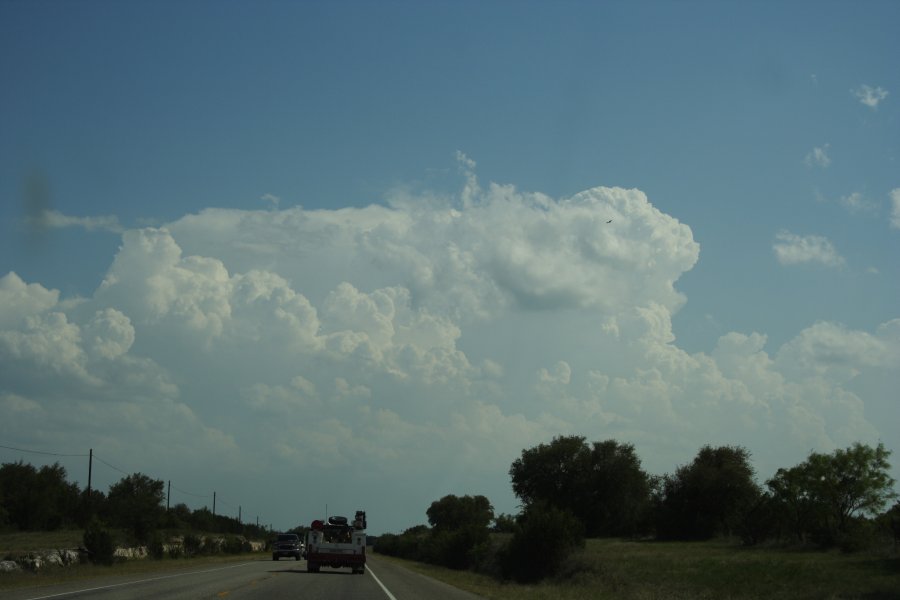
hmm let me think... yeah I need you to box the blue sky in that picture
[1,1,898,534]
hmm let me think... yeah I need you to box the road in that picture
[2,555,484,600]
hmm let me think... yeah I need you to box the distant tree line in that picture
[376,437,899,583]
[0,461,269,564]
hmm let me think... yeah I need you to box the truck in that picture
[305,511,367,574]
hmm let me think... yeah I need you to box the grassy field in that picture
[0,530,85,555]
[375,538,900,600]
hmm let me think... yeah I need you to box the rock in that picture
[0,560,21,573]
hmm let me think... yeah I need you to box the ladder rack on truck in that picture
[306,511,367,574]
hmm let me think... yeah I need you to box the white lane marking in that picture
[366,565,399,600]
[21,561,256,600]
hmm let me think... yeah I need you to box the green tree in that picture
[767,442,897,545]
[655,445,760,540]
[492,513,517,533]
[587,440,652,536]
[425,494,494,569]
[510,436,592,520]
[509,436,651,536]
[106,473,165,543]
[0,461,80,530]
[427,494,493,531]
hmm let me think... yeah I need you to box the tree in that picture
[767,442,897,545]
[425,494,494,569]
[426,494,493,532]
[510,436,592,520]
[509,436,652,537]
[587,440,652,536]
[655,445,760,540]
[105,473,165,543]
[492,513,517,533]
[0,461,80,530]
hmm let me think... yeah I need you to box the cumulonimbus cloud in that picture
[1,164,896,531]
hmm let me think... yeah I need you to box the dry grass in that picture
[376,538,900,600]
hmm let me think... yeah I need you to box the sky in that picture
[1,0,898,535]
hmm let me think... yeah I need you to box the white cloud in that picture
[891,188,900,229]
[776,321,899,383]
[772,230,845,268]
[853,84,889,109]
[1,168,896,533]
[804,144,831,168]
[0,272,59,328]
[33,209,124,233]
[839,192,876,214]
[261,193,280,209]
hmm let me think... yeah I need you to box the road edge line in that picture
[366,565,399,600]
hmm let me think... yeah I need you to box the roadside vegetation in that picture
[375,437,900,595]
[377,537,900,600]
[0,460,268,585]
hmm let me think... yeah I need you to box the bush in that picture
[500,503,584,583]
[148,532,165,560]
[375,525,430,560]
[223,535,250,554]
[838,519,878,553]
[424,526,490,570]
[167,543,184,559]
[183,533,202,557]
[83,521,115,565]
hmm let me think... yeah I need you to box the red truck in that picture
[305,511,367,574]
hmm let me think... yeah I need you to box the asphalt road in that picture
[2,555,484,600]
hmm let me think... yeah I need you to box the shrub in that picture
[183,533,202,557]
[500,503,584,583]
[83,521,115,565]
[223,535,250,554]
[148,532,165,560]
[423,526,489,570]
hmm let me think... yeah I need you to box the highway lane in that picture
[2,555,483,600]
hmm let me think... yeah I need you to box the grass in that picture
[0,530,84,555]
[375,538,900,600]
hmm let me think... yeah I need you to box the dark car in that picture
[272,533,302,561]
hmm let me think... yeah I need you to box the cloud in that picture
[891,188,900,230]
[772,231,845,268]
[31,209,124,233]
[261,193,280,209]
[853,84,889,109]
[1,167,896,533]
[838,192,876,214]
[0,272,60,328]
[804,144,831,168]
[166,181,699,320]
[776,320,900,383]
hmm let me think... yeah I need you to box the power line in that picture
[0,443,88,458]
[170,484,211,499]
[91,453,130,476]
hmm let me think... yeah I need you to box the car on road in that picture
[272,533,303,561]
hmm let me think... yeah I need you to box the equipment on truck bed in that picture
[306,510,367,574]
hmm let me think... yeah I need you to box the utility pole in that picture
[213,491,216,516]
[238,505,242,523]
[87,448,93,498]
[167,480,171,511]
